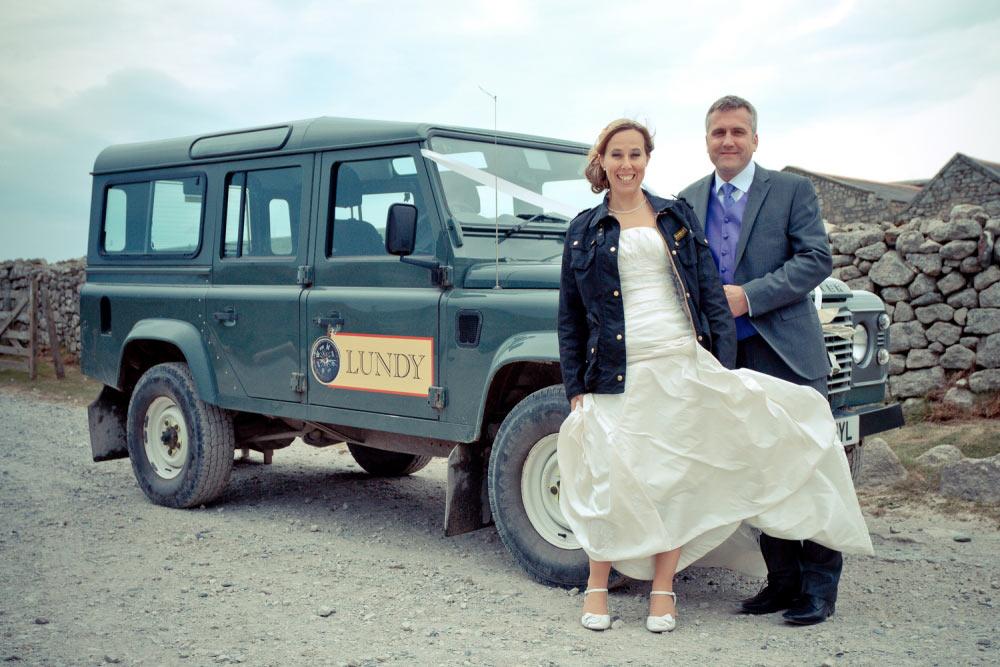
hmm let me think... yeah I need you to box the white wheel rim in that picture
[142,396,189,480]
[521,433,580,550]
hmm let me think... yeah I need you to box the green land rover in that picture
[82,117,903,586]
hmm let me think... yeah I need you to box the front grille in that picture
[825,306,853,395]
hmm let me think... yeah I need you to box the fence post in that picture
[41,286,65,379]
[28,277,38,379]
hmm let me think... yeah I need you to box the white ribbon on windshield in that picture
[420,149,580,219]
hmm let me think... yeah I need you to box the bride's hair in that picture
[584,119,655,194]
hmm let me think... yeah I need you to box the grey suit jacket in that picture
[678,164,832,381]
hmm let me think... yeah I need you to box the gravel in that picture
[1,393,998,666]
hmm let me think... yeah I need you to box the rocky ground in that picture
[1,394,998,667]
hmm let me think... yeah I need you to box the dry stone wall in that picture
[828,202,1000,403]
[903,155,1000,221]
[0,259,86,362]
[784,167,908,225]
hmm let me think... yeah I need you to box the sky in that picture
[1,0,999,262]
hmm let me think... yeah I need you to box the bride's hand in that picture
[570,394,584,411]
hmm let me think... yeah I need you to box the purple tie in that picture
[720,182,736,212]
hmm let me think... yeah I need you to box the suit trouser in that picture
[736,333,843,603]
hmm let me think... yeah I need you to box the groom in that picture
[679,95,838,626]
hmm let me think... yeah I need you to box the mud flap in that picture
[444,443,493,536]
[88,386,129,462]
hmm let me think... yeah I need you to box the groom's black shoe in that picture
[738,586,797,614]
[782,595,835,625]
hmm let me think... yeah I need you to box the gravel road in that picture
[1,394,998,667]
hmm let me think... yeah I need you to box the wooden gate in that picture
[0,278,64,379]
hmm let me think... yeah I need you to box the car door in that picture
[305,145,445,419]
[207,155,312,402]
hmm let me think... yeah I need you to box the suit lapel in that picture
[689,173,713,230]
[735,164,770,269]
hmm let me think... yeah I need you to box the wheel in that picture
[488,385,592,587]
[846,441,863,484]
[347,444,432,476]
[126,362,234,508]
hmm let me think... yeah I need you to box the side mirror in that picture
[385,203,418,256]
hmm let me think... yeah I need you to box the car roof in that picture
[93,116,590,174]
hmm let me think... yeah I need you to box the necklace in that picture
[607,199,647,215]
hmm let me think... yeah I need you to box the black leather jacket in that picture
[558,192,736,401]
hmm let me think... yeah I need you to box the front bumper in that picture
[833,402,905,447]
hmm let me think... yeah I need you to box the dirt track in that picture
[1,394,998,666]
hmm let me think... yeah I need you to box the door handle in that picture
[213,307,238,326]
[313,312,345,333]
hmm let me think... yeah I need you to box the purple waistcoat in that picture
[706,189,757,340]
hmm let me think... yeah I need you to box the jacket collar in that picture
[587,190,678,228]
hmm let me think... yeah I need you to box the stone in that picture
[973,265,1000,291]
[940,455,1000,503]
[980,283,1000,308]
[892,301,914,323]
[960,256,983,274]
[856,260,873,274]
[943,387,975,409]
[855,241,887,261]
[969,369,1000,393]
[888,353,906,376]
[965,309,1000,335]
[928,218,982,243]
[976,333,1000,369]
[987,214,1000,233]
[939,240,977,261]
[832,254,853,268]
[880,286,910,304]
[910,292,943,307]
[955,308,968,326]
[937,272,965,296]
[949,204,986,221]
[960,336,978,349]
[916,445,964,468]
[901,397,925,413]
[914,303,954,324]
[946,288,978,309]
[926,322,961,346]
[856,437,907,488]
[918,239,942,254]
[888,366,945,398]
[905,349,938,369]
[928,341,944,353]
[870,251,915,287]
[830,229,884,254]
[884,303,894,319]
[904,253,942,276]
[895,230,925,253]
[888,321,927,352]
[940,344,976,370]
[834,265,862,281]
[979,230,995,267]
[846,276,875,293]
[908,273,937,298]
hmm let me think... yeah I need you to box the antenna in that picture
[479,85,500,289]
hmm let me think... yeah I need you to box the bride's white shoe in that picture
[581,588,611,631]
[647,590,677,633]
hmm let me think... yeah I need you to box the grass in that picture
[0,358,103,406]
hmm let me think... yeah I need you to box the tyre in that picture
[126,362,234,508]
[488,385,592,587]
[347,444,432,476]
[846,441,863,484]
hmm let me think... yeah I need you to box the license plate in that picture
[836,414,860,446]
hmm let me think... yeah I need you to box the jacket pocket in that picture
[583,313,600,386]
[778,299,812,320]
[570,243,596,270]
[674,234,697,266]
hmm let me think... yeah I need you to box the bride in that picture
[556,119,872,633]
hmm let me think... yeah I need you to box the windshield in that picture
[426,137,601,229]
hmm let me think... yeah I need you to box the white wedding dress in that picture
[557,226,874,580]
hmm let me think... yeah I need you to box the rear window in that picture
[102,175,205,255]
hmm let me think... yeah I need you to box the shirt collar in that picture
[713,161,756,199]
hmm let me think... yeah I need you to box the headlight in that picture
[852,324,870,365]
[877,313,890,331]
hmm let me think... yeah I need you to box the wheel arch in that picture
[118,319,220,404]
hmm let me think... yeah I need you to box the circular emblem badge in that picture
[310,337,341,385]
